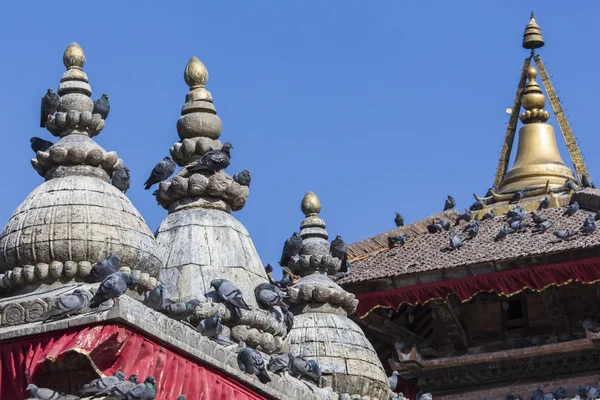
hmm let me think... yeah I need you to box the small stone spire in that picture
[154,57,248,213]
[285,192,390,398]
[520,66,551,124]
[523,12,545,50]
[32,43,123,182]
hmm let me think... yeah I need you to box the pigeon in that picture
[509,219,529,231]
[144,156,177,190]
[290,356,322,383]
[481,209,495,220]
[444,195,456,211]
[427,220,443,233]
[161,299,201,320]
[90,374,138,399]
[455,209,472,225]
[566,179,578,192]
[582,174,596,189]
[89,272,138,308]
[255,283,288,321]
[389,234,408,247]
[581,219,597,235]
[187,142,233,175]
[89,254,121,282]
[330,235,348,267]
[237,346,271,383]
[42,288,91,322]
[197,312,224,339]
[531,212,546,225]
[564,201,579,216]
[577,386,589,398]
[439,219,451,231]
[394,213,404,227]
[388,371,399,391]
[584,214,596,227]
[40,89,60,128]
[466,225,479,239]
[507,206,526,221]
[124,376,156,400]
[279,232,303,267]
[539,196,551,210]
[264,263,273,276]
[30,137,54,154]
[531,387,544,400]
[554,387,568,399]
[495,225,510,241]
[532,220,553,233]
[469,199,486,211]
[553,230,577,241]
[80,371,126,396]
[143,284,165,311]
[272,269,297,289]
[233,169,251,187]
[27,383,79,400]
[112,167,131,194]
[280,304,294,332]
[588,387,599,399]
[449,231,463,250]
[211,279,251,316]
[93,93,110,120]
[267,352,294,373]
[509,190,524,203]
[543,393,556,400]
[463,220,479,232]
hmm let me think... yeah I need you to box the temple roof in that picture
[341,189,600,286]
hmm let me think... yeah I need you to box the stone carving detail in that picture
[25,299,48,322]
[2,302,26,326]
[0,42,162,294]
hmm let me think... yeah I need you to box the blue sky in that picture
[1,2,599,278]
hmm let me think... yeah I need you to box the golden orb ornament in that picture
[184,56,209,88]
[301,191,321,216]
[63,42,86,69]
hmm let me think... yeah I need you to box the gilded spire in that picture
[301,191,321,216]
[183,56,212,102]
[519,66,550,123]
[523,12,545,50]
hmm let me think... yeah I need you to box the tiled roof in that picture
[340,189,600,285]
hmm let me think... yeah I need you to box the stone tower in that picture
[285,191,391,399]
[154,57,286,353]
[0,43,161,294]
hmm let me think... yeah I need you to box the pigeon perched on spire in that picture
[389,234,408,247]
[582,174,596,189]
[495,225,510,241]
[187,142,233,175]
[93,93,110,120]
[563,201,579,216]
[539,196,551,210]
[30,137,54,154]
[449,231,463,250]
[144,156,176,190]
[444,195,456,211]
[455,209,472,225]
[394,212,404,227]
[89,272,138,308]
[40,88,60,128]
[89,254,121,282]
[112,167,131,193]
[481,210,495,221]
[211,279,251,316]
[509,190,524,203]
[42,289,91,322]
[197,312,224,339]
[233,169,251,186]
[279,232,303,266]
[237,346,271,383]
[161,299,201,320]
[255,283,288,321]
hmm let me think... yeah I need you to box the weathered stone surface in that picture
[0,175,162,277]
[157,208,265,305]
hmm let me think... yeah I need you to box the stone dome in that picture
[0,175,162,275]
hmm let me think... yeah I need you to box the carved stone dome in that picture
[0,175,162,275]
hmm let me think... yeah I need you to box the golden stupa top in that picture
[301,191,321,216]
[523,12,545,49]
[519,66,550,124]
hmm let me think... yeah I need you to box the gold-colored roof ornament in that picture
[523,12,545,50]
[301,191,322,216]
[498,65,575,193]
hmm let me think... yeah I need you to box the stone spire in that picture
[155,57,284,353]
[0,43,161,293]
[285,192,390,399]
[153,57,247,212]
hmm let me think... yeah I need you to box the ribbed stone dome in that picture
[0,175,162,275]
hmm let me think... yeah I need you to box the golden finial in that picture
[184,56,209,89]
[520,66,550,123]
[523,11,545,50]
[63,42,86,69]
[301,191,321,216]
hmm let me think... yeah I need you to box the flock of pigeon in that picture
[388,178,599,252]
[503,384,600,399]
[34,89,251,198]
[27,245,328,398]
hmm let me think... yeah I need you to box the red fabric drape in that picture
[355,256,600,318]
[0,324,266,400]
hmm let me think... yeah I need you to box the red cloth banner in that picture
[355,256,600,318]
[0,324,266,400]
